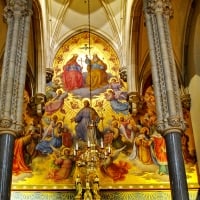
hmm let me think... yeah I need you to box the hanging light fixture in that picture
[87,0,92,103]
[74,1,103,199]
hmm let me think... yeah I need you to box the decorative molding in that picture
[0,118,13,128]
[11,19,25,120]
[10,190,199,200]
[0,118,24,136]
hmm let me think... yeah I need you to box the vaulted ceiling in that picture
[34,0,137,75]
[43,0,125,48]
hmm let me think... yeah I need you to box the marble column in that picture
[143,0,189,199]
[0,1,32,200]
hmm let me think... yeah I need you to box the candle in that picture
[74,149,76,156]
[100,138,104,148]
[75,142,79,151]
[108,144,111,154]
[87,140,91,148]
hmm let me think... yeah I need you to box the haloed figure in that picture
[62,54,84,91]
[71,100,100,143]
[85,54,108,90]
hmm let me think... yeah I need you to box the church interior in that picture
[0,0,200,199]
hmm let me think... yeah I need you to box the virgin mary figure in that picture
[62,54,84,91]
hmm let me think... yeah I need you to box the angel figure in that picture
[104,89,129,115]
[45,89,68,115]
[100,145,131,181]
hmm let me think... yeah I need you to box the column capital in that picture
[4,0,32,20]
[156,116,186,136]
[0,118,12,129]
[145,0,173,17]
[0,117,24,136]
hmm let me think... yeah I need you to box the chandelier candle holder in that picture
[74,121,112,199]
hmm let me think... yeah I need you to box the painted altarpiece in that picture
[11,32,199,192]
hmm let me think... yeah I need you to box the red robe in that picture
[12,138,31,175]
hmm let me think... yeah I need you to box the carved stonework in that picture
[150,14,169,124]
[146,0,173,17]
[0,118,12,128]
[0,116,24,135]
[4,0,32,17]
[156,117,186,135]
[11,24,25,119]
[0,118,19,136]
[143,0,185,135]
[168,116,182,127]
[0,0,32,134]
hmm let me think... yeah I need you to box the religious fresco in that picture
[11,32,199,192]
